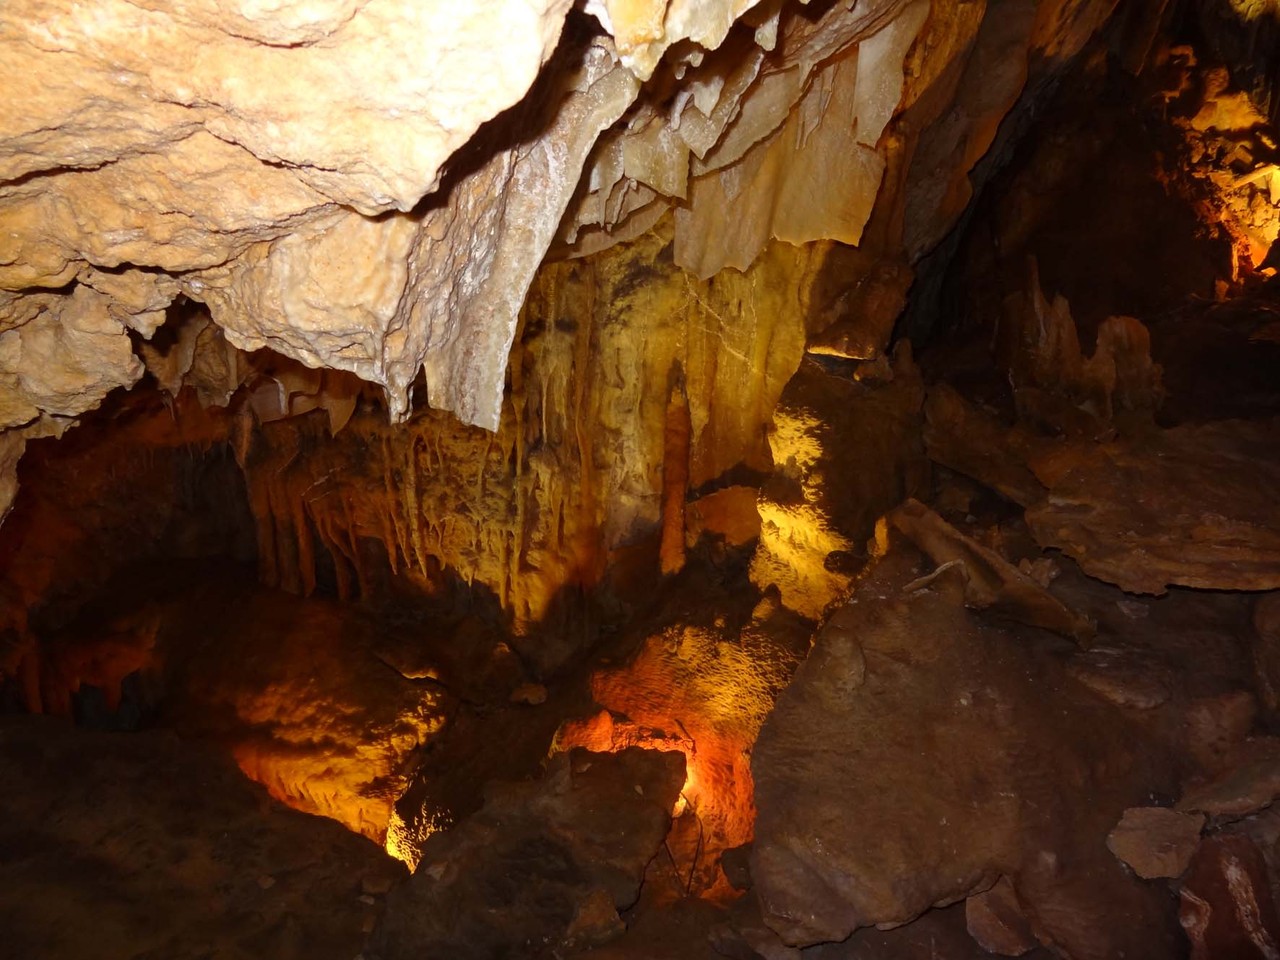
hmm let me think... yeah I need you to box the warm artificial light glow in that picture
[384,806,455,871]
[551,624,798,893]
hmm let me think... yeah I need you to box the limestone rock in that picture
[1025,418,1280,595]
[371,748,684,960]
[750,348,926,618]
[965,877,1039,956]
[1,0,575,211]
[1106,807,1205,879]
[0,0,1138,522]
[750,541,1179,954]
[230,222,810,657]
[1180,834,1280,960]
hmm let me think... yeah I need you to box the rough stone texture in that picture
[371,748,684,960]
[230,223,811,659]
[1178,738,1280,822]
[0,0,1141,521]
[156,580,449,843]
[0,715,404,960]
[1107,807,1205,879]
[924,377,1280,597]
[1255,593,1280,720]
[923,383,1046,508]
[750,541,1180,955]
[804,902,1049,960]
[750,348,928,618]
[887,497,1094,643]
[966,877,1040,956]
[1025,418,1280,595]
[1180,833,1280,960]
[552,602,808,892]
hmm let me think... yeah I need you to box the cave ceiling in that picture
[0,0,1232,518]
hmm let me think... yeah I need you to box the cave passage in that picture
[3,2,1280,960]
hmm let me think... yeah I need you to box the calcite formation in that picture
[0,0,1137,523]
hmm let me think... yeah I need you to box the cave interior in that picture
[3,1,1280,958]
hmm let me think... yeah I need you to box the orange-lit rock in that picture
[373,748,684,959]
[553,603,807,892]
[159,583,449,844]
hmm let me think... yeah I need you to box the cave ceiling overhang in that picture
[0,0,1245,518]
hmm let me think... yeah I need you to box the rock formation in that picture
[2,0,1139,524]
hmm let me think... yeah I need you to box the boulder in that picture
[750,541,1180,957]
[372,748,684,960]
[1106,807,1204,879]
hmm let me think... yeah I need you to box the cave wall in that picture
[236,221,817,668]
[0,0,1156,526]
[2,0,1228,694]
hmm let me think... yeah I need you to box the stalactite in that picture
[659,366,692,576]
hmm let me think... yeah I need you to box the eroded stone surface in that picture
[1107,807,1205,879]
[1025,418,1280,595]
[750,348,927,618]
[372,748,684,960]
[0,0,1139,521]
[751,542,1180,954]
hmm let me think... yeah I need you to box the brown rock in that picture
[1066,646,1173,710]
[1186,691,1259,770]
[0,716,402,960]
[1179,738,1280,821]
[1180,834,1280,960]
[888,498,1094,644]
[751,541,1179,954]
[966,877,1039,956]
[923,383,1046,508]
[1025,419,1280,595]
[1255,593,1280,719]
[372,748,684,960]
[565,888,626,948]
[805,903,1028,960]
[1106,807,1205,879]
[750,347,927,618]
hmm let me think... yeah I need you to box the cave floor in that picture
[0,714,405,960]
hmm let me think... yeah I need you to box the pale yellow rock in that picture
[586,0,772,80]
[0,132,334,288]
[673,0,925,278]
[198,210,418,386]
[2,0,576,212]
[398,43,641,428]
[6,286,142,419]
[0,0,1141,529]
